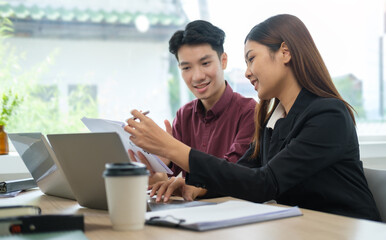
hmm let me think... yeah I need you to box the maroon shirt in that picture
[171,82,256,176]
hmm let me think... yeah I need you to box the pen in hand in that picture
[127,110,150,122]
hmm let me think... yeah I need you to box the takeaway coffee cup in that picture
[103,162,149,231]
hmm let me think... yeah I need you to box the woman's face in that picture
[244,40,290,100]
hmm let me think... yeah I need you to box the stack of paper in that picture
[145,200,302,231]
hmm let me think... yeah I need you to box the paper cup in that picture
[103,162,149,231]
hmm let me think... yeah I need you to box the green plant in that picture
[0,14,13,38]
[0,90,23,126]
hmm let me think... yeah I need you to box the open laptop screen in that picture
[8,133,56,182]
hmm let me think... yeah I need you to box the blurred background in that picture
[0,0,385,138]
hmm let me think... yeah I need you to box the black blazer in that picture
[186,88,381,221]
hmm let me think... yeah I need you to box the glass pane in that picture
[0,0,385,138]
[0,0,188,134]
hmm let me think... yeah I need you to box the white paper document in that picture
[145,200,302,231]
[81,117,173,174]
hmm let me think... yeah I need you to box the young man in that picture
[130,20,256,200]
[167,20,256,175]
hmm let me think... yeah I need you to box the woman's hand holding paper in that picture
[124,109,190,172]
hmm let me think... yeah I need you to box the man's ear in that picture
[280,42,291,64]
[221,52,228,69]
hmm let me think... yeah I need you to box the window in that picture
[0,0,385,140]
[0,0,187,133]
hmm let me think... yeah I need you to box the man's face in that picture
[177,44,227,109]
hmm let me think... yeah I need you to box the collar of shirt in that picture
[194,81,233,121]
[266,102,286,130]
[266,88,314,139]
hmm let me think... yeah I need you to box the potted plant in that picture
[0,90,22,155]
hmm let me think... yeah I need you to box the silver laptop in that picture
[8,133,75,200]
[47,132,131,210]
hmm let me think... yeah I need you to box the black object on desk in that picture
[0,215,84,235]
[0,178,37,194]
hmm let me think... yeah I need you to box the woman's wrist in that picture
[165,137,191,172]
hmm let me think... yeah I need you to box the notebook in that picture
[145,200,302,231]
[0,230,88,240]
[0,205,41,218]
[8,133,75,200]
[47,132,131,210]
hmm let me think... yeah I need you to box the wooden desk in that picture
[1,189,386,240]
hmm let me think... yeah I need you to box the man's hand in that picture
[156,119,173,166]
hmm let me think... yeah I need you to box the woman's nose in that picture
[245,68,252,80]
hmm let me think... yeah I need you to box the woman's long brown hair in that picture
[245,14,356,159]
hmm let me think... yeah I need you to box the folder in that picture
[145,200,302,231]
[0,178,37,194]
[147,198,216,212]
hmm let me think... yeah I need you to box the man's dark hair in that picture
[169,20,225,60]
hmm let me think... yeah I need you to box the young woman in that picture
[125,14,381,221]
